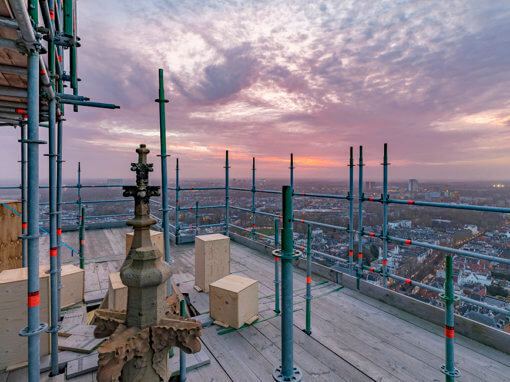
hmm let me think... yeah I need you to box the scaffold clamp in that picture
[440,364,461,378]
[19,322,48,337]
[272,248,302,260]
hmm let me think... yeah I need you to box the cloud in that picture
[2,0,510,182]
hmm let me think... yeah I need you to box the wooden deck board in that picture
[9,227,508,381]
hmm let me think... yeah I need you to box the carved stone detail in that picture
[94,144,202,382]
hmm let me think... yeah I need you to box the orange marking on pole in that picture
[382,259,387,265]
[306,276,311,283]
[57,228,62,235]
[369,197,374,201]
[50,248,57,257]
[15,108,24,114]
[358,253,363,259]
[274,257,279,261]
[28,291,39,307]
[349,250,353,256]
[80,240,85,245]
[408,200,414,205]
[176,200,179,204]
[445,326,454,338]
[405,239,412,245]
[22,222,27,229]
[405,279,412,285]
[369,232,375,237]
[369,267,374,272]
[57,56,62,62]
[301,246,304,250]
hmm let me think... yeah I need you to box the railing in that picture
[3,144,510,379]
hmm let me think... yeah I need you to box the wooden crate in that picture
[209,275,258,329]
[39,264,84,309]
[0,200,22,272]
[0,264,84,369]
[0,267,51,370]
[195,234,230,293]
[126,229,164,256]
[107,272,127,311]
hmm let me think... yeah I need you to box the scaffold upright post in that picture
[56,0,64,315]
[440,255,460,381]
[382,143,389,287]
[225,150,230,236]
[348,146,354,270]
[20,123,27,267]
[156,68,172,295]
[289,153,294,211]
[305,223,312,335]
[252,157,256,239]
[195,201,199,236]
[180,298,187,381]
[77,162,82,224]
[274,218,280,314]
[357,145,364,290]
[272,185,302,382]
[47,61,60,375]
[175,158,180,244]
[22,2,46,378]
[79,207,85,269]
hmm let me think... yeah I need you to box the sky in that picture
[1,0,510,183]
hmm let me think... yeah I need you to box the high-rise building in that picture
[408,179,419,193]
[365,181,376,191]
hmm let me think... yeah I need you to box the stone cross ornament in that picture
[93,144,202,382]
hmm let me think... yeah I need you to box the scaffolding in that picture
[0,3,507,380]
[0,0,119,379]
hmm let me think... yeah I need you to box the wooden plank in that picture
[200,327,262,381]
[169,348,210,377]
[59,304,87,336]
[334,287,510,381]
[66,352,98,379]
[0,200,22,272]
[58,335,104,354]
[40,350,90,373]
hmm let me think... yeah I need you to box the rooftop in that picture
[5,227,508,381]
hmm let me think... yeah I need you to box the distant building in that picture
[107,178,123,186]
[424,192,441,200]
[408,179,419,193]
[464,224,479,235]
[365,181,376,191]
[388,220,412,229]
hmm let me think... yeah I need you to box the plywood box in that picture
[195,234,230,292]
[40,264,84,309]
[0,200,22,272]
[108,272,127,311]
[209,275,258,329]
[0,264,84,369]
[0,267,51,370]
[126,229,164,256]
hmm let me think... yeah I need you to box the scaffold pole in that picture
[305,223,312,335]
[274,218,280,314]
[348,146,354,270]
[382,143,389,287]
[272,185,302,382]
[357,146,364,290]
[225,150,230,236]
[156,68,172,295]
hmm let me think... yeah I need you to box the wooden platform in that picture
[11,227,509,381]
